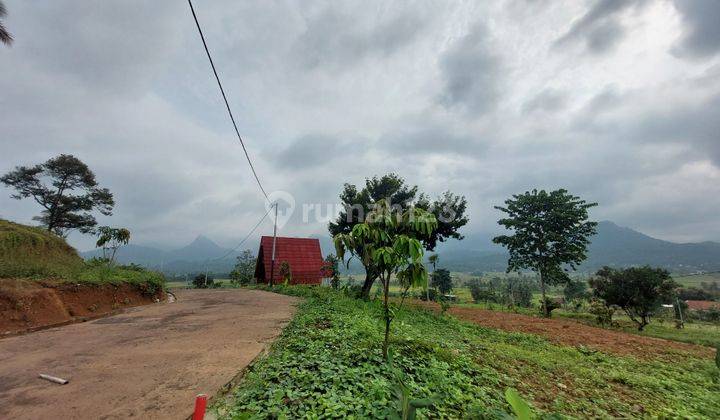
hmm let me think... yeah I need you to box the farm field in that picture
[216,286,720,418]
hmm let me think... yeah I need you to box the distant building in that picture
[685,300,720,310]
[254,236,325,285]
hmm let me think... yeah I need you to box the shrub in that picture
[193,273,214,289]
[539,297,561,317]
[588,298,615,327]
[431,269,453,295]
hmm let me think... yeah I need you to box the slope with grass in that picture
[0,219,84,278]
[0,219,165,334]
[217,286,719,418]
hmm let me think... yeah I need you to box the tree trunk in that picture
[539,270,548,317]
[382,274,391,359]
[360,271,375,299]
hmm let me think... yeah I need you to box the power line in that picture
[212,204,275,262]
[187,0,269,200]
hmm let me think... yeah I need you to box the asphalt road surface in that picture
[0,288,298,419]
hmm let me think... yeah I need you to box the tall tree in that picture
[229,249,256,286]
[0,1,13,46]
[328,173,467,298]
[493,189,597,317]
[1,154,115,236]
[334,199,437,358]
[590,266,677,331]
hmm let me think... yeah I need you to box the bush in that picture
[431,269,453,294]
[539,297,561,316]
[193,273,214,289]
[502,278,533,308]
[588,299,615,327]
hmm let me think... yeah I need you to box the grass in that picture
[217,286,720,419]
[0,219,165,293]
[0,219,84,278]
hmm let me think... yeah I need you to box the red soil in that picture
[414,301,713,359]
[0,279,162,335]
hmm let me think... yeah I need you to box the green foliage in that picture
[77,259,165,295]
[193,273,214,289]
[1,154,114,236]
[431,268,453,294]
[493,189,597,317]
[95,226,130,264]
[387,352,436,420]
[220,286,720,418]
[563,278,588,302]
[468,279,499,304]
[502,278,534,308]
[539,297,561,317]
[439,297,451,315]
[590,266,678,331]
[328,173,467,297]
[323,253,341,289]
[505,388,533,420]
[334,198,437,358]
[229,249,255,286]
[588,298,615,327]
[0,219,84,278]
[279,261,292,285]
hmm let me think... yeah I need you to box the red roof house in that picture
[685,300,720,311]
[254,236,326,285]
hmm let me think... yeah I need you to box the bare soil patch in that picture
[0,279,162,335]
[0,288,299,419]
[411,300,712,359]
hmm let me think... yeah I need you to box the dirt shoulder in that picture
[0,288,299,419]
[0,279,162,335]
[411,301,712,359]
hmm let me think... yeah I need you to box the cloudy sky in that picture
[2,0,720,251]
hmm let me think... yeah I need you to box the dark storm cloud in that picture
[274,134,363,170]
[672,0,720,59]
[292,6,427,70]
[553,0,646,54]
[437,23,502,114]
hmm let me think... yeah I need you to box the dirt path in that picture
[0,289,298,419]
[447,306,713,359]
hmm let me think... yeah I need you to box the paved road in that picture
[0,289,298,419]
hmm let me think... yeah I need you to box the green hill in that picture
[0,219,84,278]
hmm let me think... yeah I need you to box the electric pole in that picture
[269,202,278,286]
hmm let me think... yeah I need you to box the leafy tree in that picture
[1,154,114,236]
[493,189,597,317]
[588,298,615,327]
[468,278,499,304]
[329,173,467,298]
[334,198,437,358]
[0,1,12,46]
[430,268,453,295]
[502,278,533,308]
[323,253,341,289]
[230,249,256,286]
[564,278,589,302]
[589,266,678,331]
[193,273,214,289]
[279,261,292,285]
[95,226,130,264]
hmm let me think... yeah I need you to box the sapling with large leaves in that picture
[493,189,597,317]
[95,226,130,264]
[334,199,437,359]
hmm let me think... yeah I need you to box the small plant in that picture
[279,261,292,285]
[193,273,214,289]
[588,298,615,327]
[439,297,451,315]
[387,352,436,419]
[95,226,130,264]
[539,297,561,317]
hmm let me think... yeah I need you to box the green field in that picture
[216,286,719,418]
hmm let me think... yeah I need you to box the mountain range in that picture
[81,221,720,276]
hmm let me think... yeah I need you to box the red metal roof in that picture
[255,236,325,285]
[685,300,720,310]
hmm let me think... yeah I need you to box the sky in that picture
[1,0,720,252]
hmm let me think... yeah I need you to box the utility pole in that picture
[269,202,278,287]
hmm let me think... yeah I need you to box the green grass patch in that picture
[0,219,84,278]
[217,286,720,418]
